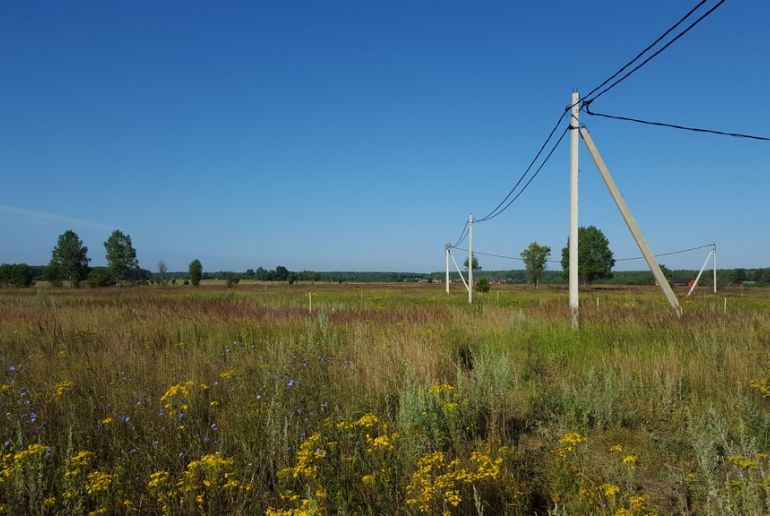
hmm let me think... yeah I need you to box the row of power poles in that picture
[446,90,718,327]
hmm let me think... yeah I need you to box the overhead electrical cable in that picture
[450,243,713,265]
[473,0,721,227]
[450,220,470,249]
[580,0,709,102]
[584,105,770,141]
[615,243,714,262]
[475,111,570,222]
[449,247,561,264]
[446,0,727,245]
[584,0,726,105]
[479,126,569,222]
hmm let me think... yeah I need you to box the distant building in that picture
[672,278,691,287]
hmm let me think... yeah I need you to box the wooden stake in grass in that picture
[724,297,727,314]
[309,292,313,314]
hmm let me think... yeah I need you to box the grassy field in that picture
[1,283,770,514]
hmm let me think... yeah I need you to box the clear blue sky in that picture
[1,1,768,272]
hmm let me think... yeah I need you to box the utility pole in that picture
[468,214,473,304]
[445,243,450,294]
[713,242,717,294]
[569,91,580,328]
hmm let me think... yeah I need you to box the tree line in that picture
[2,226,769,288]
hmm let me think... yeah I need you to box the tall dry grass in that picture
[0,284,769,514]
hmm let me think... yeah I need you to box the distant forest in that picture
[2,264,770,288]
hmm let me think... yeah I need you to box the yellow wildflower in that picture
[560,432,587,446]
[85,470,113,495]
[600,483,620,498]
[727,454,758,469]
[622,455,638,468]
[609,444,624,453]
[366,433,397,452]
[54,380,75,398]
[630,494,648,511]
[355,413,379,429]
[429,384,455,395]
[362,474,375,486]
[218,369,238,380]
[148,470,170,489]
[100,417,114,425]
[70,450,95,467]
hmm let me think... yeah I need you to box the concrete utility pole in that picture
[579,127,683,317]
[713,242,718,294]
[445,244,450,294]
[468,214,473,304]
[569,91,580,328]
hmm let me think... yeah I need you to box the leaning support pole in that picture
[445,244,450,294]
[468,214,474,304]
[687,249,714,297]
[448,248,470,293]
[579,127,683,317]
[569,91,580,328]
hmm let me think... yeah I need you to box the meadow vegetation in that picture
[1,283,769,514]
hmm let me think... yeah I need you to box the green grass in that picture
[1,283,770,514]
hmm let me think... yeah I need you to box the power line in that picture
[450,243,714,265]
[451,247,524,262]
[478,126,569,223]
[472,0,722,227]
[476,111,569,222]
[584,105,770,142]
[450,221,469,249]
[585,0,726,105]
[615,243,714,262]
[453,247,562,264]
[581,0,709,102]
[445,0,727,247]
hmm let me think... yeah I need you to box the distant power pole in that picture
[445,243,450,294]
[468,214,473,304]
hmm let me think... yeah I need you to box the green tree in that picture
[520,242,551,288]
[87,267,116,287]
[157,261,168,286]
[0,264,35,288]
[189,259,203,286]
[275,265,290,281]
[476,277,491,293]
[463,256,480,271]
[561,226,615,288]
[48,230,90,287]
[104,230,139,283]
[223,272,240,288]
